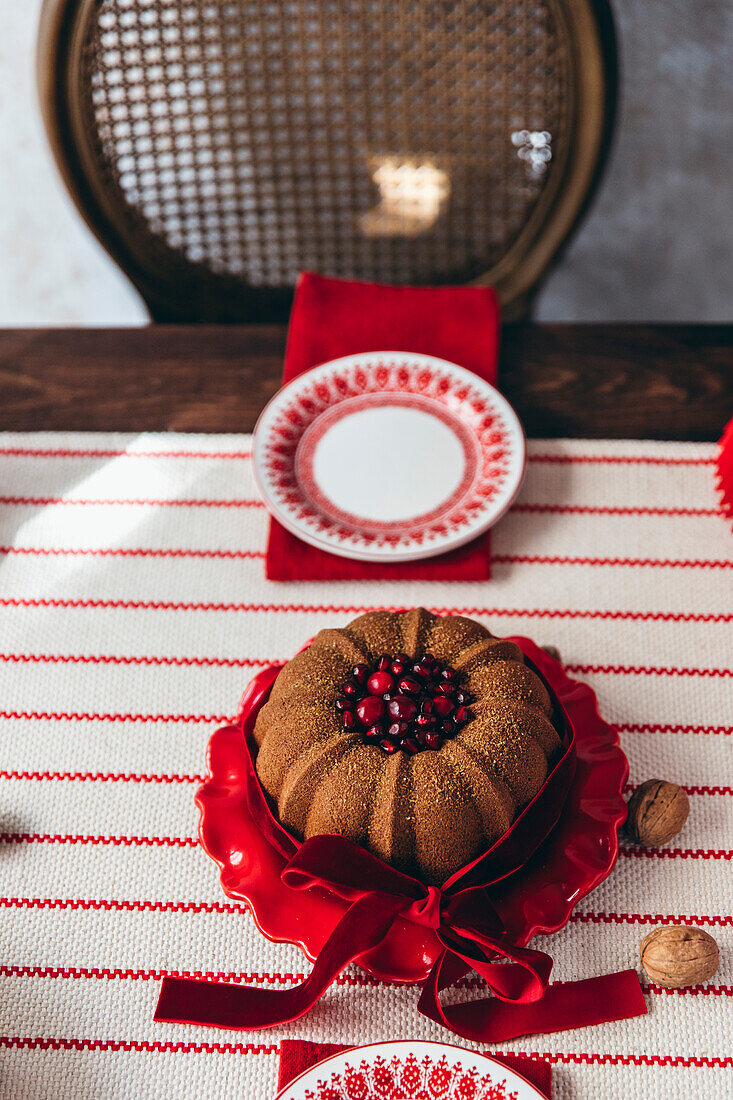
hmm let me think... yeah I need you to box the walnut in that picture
[626,778,689,847]
[640,926,719,988]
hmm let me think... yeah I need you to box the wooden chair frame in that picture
[38,0,616,322]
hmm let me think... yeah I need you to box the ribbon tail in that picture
[419,957,647,1043]
[155,894,406,1030]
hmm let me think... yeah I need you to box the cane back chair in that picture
[38,0,616,322]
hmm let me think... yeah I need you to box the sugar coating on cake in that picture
[253,608,560,885]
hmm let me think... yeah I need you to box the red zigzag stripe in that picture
[1,652,729,676]
[3,772,730,796]
[5,833,720,858]
[2,896,730,927]
[617,722,731,735]
[618,847,731,861]
[1,712,727,735]
[0,1037,727,1067]
[0,833,197,848]
[0,652,268,669]
[0,447,253,461]
[512,503,721,517]
[527,454,715,467]
[0,1036,276,1055]
[0,496,264,509]
[0,964,728,998]
[0,446,713,466]
[0,897,243,915]
[624,783,732,797]
[0,496,721,518]
[492,554,733,568]
[0,770,206,784]
[0,545,266,561]
[2,546,731,567]
[1,596,729,623]
[0,708,231,724]
[567,662,731,678]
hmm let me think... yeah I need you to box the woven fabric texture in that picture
[0,433,730,1099]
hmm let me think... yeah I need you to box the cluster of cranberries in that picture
[335,652,472,755]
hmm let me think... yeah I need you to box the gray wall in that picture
[538,0,733,320]
[1,0,731,324]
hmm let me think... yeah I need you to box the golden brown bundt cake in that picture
[253,609,561,885]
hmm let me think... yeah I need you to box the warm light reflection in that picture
[360,157,450,238]
[0,434,205,587]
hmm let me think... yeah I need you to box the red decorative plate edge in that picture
[498,639,629,945]
[275,1040,547,1100]
[196,638,628,981]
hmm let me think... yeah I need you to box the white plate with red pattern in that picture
[275,1040,546,1100]
[253,352,526,561]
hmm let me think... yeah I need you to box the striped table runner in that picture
[0,432,730,1099]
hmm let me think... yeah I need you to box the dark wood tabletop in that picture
[0,324,730,439]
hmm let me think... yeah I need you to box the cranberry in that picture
[398,676,421,696]
[340,649,469,756]
[388,695,418,721]
[367,670,394,696]
[356,695,386,726]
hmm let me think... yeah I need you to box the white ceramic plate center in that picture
[310,403,466,522]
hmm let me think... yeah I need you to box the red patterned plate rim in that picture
[275,1040,546,1100]
[196,637,628,983]
[252,352,526,562]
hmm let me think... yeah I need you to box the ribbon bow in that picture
[155,834,642,1041]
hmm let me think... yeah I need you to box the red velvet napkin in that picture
[278,1040,551,1097]
[265,273,501,581]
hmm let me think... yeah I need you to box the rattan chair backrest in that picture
[39,0,615,321]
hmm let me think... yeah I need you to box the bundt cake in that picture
[253,609,561,885]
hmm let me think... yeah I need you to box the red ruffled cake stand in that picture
[197,638,628,984]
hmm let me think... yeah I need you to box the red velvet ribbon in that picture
[155,665,647,1039]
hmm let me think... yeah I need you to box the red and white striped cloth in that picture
[0,432,730,1099]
